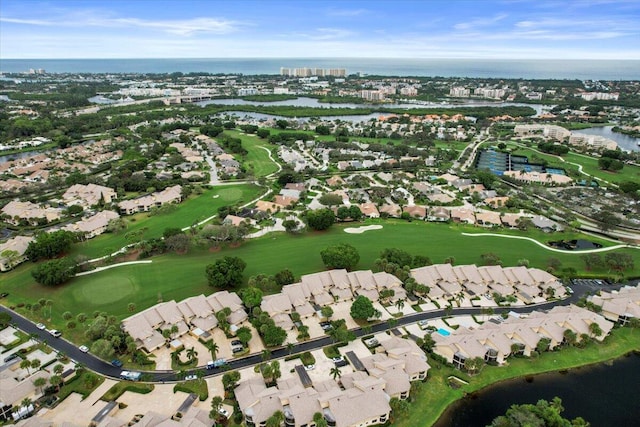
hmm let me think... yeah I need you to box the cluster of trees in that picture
[488,397,589,427]
[245,269,295,294]
[31,258,78,286]
[250,309,287,347]
[598,149,625,172]
[373,248,432,282]
[350,295,381,321]
[205,256,247,288]
[537,141,570,155]
[25,231,77,261]
[86,313,137,360]
[305,209,335,231]
[320,243,360,271]
[581,252,634,272]
[217,133,247,155]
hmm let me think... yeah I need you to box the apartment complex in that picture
[411,264,567,303]
[0,235,34,272]
[433,305,613,368]
[118,185,182,215]
[280,67,346,77]
[1,201,62,226]
[121,291,247,351]
[513,124,571,141]
[62,210,120,239]
[62,183,117,209]
[236,335,428,427]
[587,284,640,325]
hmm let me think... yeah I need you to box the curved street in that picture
[0,280,596,384]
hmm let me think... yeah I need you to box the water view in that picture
[435,352,640,427]
[577,126,640,152]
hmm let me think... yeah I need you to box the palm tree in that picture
[286,342,294,355]
[20,359,32,375]
[33,377,47,394]
[330,366,342,381]
[261,349,272,361]
[266,411,284,427]
[53,364,64,375]
[49,375,63,391]
[20,397,32,410]
[127,303,137,313]
[313,412,328,427]
[31,358,41,371]
[206,341,219,360]
[395,299,405,311]
[209,395,223,420]
[186,347,198,362]
[589,322,603,338]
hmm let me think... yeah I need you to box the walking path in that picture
[259,146,282,178]
[75,260,153,277]
[461,232,637,253]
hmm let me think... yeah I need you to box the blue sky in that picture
[1,0,639,59]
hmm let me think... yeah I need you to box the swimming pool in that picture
[437,328,451,336]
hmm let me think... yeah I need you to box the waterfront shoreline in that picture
[395,326,640,427]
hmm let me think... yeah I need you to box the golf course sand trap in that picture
[344,224,383,234]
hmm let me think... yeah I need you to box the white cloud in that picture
[454,13,508,30]
[0,14,244,36]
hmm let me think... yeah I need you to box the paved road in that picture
[0,281,603,383]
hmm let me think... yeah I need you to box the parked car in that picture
[36,323,46,330]
[331,356,343,363]
[231,346,244,354]
[79,345,89,353]
[185,374,198,381]
[48,329,62,337]
[334,359,348,368]
[111,359,123,368]
[320,321,332,331]
[304,364,315,371]
[3,353,20,363]
[218,407,230,418]
[207,359,227,369]
[230,340,242,346]
[120,371,141,381]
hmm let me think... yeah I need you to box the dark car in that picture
[111,359,123,368]
[3,353,20,363]
[231,340,242,346]
[334,359,348,368]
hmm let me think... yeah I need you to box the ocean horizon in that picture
[1,58,639,80]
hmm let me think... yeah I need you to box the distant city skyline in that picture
[1,0,639,60]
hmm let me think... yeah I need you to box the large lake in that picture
[434,352,640,427]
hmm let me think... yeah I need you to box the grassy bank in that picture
[396,327,640,427]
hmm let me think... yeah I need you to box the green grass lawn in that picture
[3,219,638,329]
[69,184,262,259]
[225,130,280,178]
[395,326,640,427]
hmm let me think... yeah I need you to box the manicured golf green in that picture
[2,219,638,327]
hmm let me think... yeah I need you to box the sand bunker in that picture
[344,224,383,234]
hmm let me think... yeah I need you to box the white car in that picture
[218,408,230,418]
[48,329,62,337]
[185,374,198,381]
[79,345,89,353]
[36,323,46,330]
[304,364,315,371]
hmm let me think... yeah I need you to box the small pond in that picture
[547,239,603,250]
